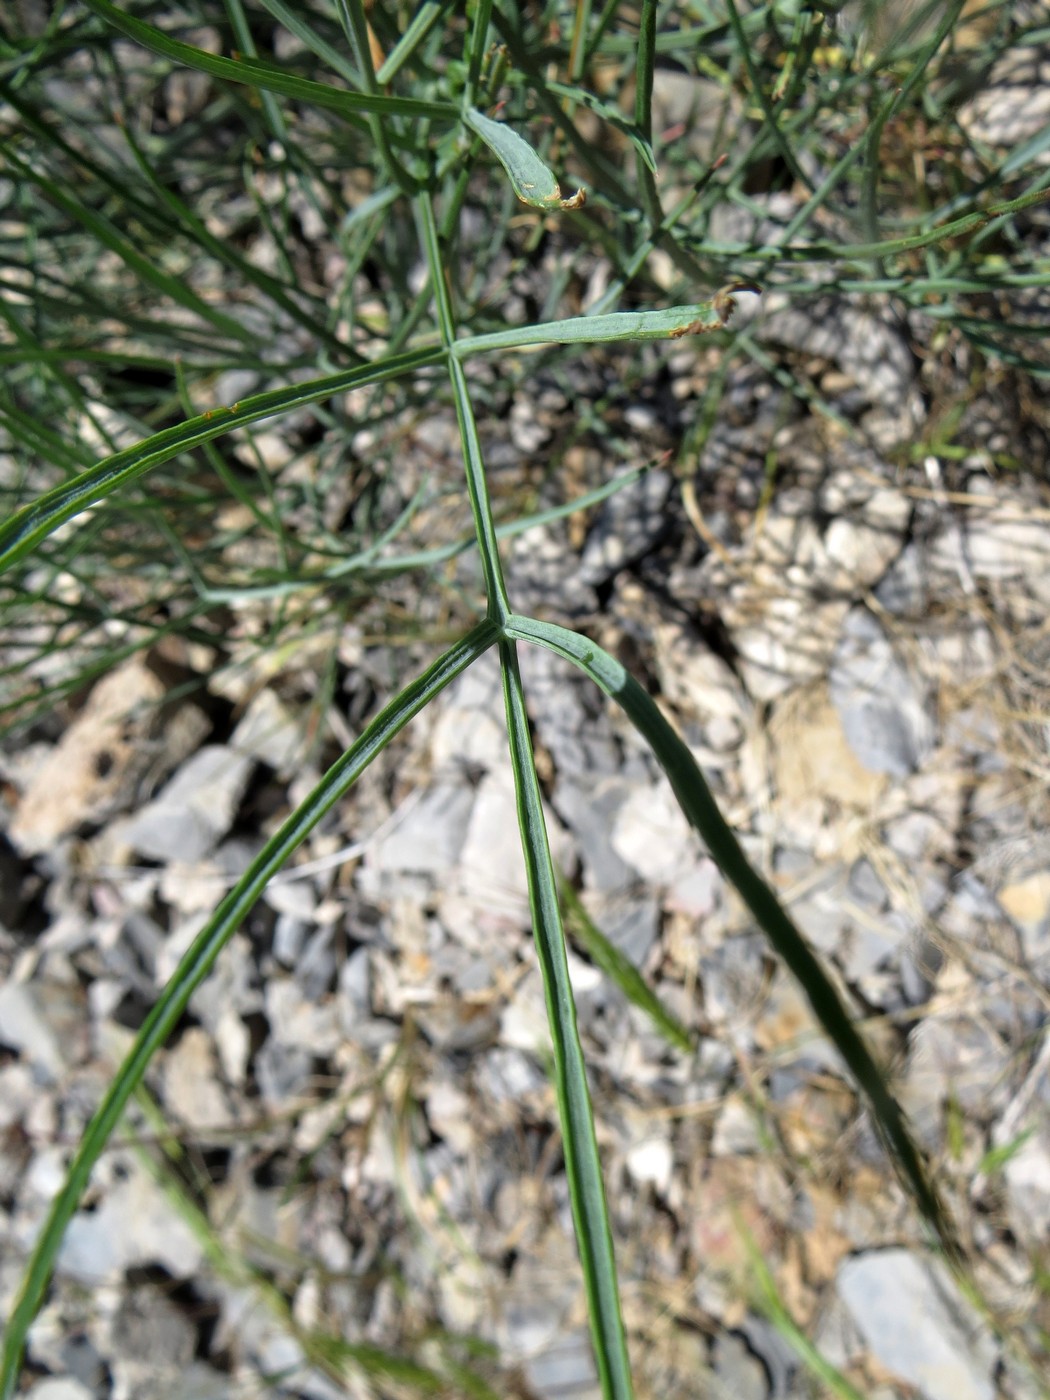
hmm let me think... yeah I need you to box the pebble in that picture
[835,1250,998,1400]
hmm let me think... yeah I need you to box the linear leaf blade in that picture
[0,619,500,1400]
[560,877,694,1054]
[0,347,444,577]
[82,0,456,120]
[464,106,584,210]
[499,640,635,1399]
[453,289,754,356]
[504,613,960,1262]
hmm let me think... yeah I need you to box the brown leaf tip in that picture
[713,280,762,326]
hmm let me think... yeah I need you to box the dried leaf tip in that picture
[712,280,762,326]
[534,185,586,211]
[667,282,762,340]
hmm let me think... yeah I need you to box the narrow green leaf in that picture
[464,0,495,114]
[560,877,695,1054]
[254,0,361,86]
[376,0,449,85]
[634,0,656,142]
[698,185,1050,264]
[200,464,653,602]
[724,0,812,196]
[117,123,343,353]
[420,175,632,1390]
[0,346,445,578]
[463,106,585,210]
[741,1225,868,1400]
[81,0,457,121]
[979,1127,1036,1177]
[504,614,961,1264]
[500,641,635,1399]
[544,80,657,173]
[453,288,756,356]
[0,347,251,372]
[4,148,256,348]
[0,620,500,1400]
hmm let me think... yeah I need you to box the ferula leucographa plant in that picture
[9,0,1039,1392]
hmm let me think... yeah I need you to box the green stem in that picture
[634,0,662,228]
[499,638,635,1399]
[337,0,420,194]
[724,0,812,195]
[414,188,511,621]
[464,0,494,111]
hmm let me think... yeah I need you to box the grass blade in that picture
[545,80,657,173]
[741,1225,868,1400]
[254,0,361,86]
[377,0,454,85]
[560,876,695,1055]
[0,619,500,1400]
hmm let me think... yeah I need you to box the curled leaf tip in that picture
[465,106,583,213]
[667,282,762,339]
[712,279,762,326]
[537,186,588,210]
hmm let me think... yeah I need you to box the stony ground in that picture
[3,32,1050,1400]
